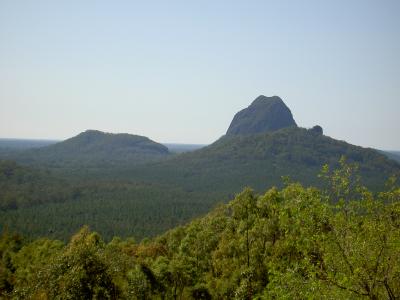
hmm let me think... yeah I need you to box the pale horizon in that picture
[1,1,399,149]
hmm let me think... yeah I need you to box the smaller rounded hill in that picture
[19,130,170,167]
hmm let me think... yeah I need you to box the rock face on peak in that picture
[226,95,297,135]
[309,125,323,135]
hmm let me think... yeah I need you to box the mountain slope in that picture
[127,127,399,194]
[381,150,400,163]
[6,130,170,167]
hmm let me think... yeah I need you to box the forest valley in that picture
[0,158,399,299]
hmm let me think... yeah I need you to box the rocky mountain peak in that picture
[226,95,297,135]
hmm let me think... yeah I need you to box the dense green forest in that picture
[1,127,399,242]
[1,159,399,299]
[0,160,76,211]
[0,160,218,241]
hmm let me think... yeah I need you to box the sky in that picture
[0,1,399,149]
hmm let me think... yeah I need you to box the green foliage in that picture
[1,151,399,298]
[0,229,24,298]
[0,163,399,298]
[12,238,63,297]
[35,226,119,299]
[133,161,398,299]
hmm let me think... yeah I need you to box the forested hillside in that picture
[1,160,399,299]
[126,127,400,193]
[1,130,170,168]
[382,150,400,163]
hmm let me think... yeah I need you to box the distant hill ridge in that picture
[55,129,169,154]
[1,95,398,176]
[10,129,170,167]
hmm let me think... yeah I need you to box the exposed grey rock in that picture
[227,95,297,135]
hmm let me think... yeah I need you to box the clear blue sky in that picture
[1,0,399,149]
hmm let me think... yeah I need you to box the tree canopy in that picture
[0,160,399,299]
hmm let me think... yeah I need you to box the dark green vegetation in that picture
[1,161,399,299]
[0,96,399,242]
[129,127,399,193]
[226,95,297,135]
[0,160,213,241]
[0,160,74,211]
